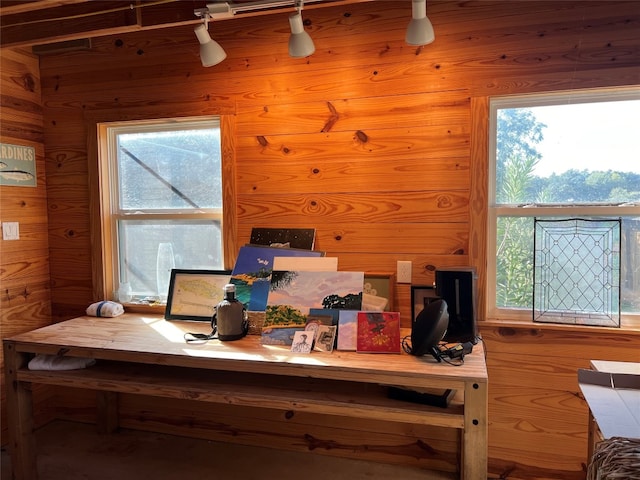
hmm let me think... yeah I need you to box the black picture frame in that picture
[165,269,232,322]
[411,285,440,322]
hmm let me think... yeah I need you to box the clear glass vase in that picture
[156,242,175,303]
[117,282,132,303]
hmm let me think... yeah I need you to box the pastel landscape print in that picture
[262,270,364,346]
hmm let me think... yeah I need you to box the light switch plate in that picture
[397,260,412,283]
[2,222,19,240]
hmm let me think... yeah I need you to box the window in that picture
[97,117,226,303]
[488,89,640,324]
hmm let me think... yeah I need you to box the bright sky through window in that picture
[530,99,639,177]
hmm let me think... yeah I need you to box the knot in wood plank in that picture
[321,102,339,132]
[355,130,368,143]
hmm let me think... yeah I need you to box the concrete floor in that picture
[1,421,455,480]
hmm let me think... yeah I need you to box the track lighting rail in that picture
[194,0,353,20]
[0,0,374,49]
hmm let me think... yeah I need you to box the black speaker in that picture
[435,268,478,344]
[410,299,449,360]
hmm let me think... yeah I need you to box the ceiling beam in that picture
[0,0,93,16]
[0,0,374,50]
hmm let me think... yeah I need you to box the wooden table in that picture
[4,314,488,479]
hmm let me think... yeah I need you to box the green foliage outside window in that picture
[495,109,544,308]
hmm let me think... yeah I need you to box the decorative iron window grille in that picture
[533,218,621,327]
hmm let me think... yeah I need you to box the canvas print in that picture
[262,270,364,346]
[273,256,338,272]
[336,310,358,351]
[250,228,316,250]
[314,325,337,352]
[309,308,340,326]
[356,311,401,353]
[230,245,323,311]
[290,331,313,353]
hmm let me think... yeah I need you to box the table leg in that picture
[3,341,38,480]
[97,391,119,434]
[462,380,488,480]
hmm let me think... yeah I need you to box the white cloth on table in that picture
[28,355,96,371]
[86,300,124,317]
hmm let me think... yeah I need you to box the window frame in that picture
[487,88,640,325]
[89,114,237,307]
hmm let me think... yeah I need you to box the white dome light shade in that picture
[406,0,435,46]
[194,24,227,67]
[288,12,315,57]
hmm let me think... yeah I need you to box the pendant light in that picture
[288,1,315,58]
[406,0,435,46]
[194,16,227,67]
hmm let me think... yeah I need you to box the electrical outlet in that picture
[397,260,412,283]
[2,222,19,240]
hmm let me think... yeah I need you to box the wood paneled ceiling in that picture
[0,0,373,50]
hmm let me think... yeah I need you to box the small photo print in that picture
[314,325,337,352]
[291,330,313,354]
[305,313,334,343]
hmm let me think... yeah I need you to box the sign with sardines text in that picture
[0,143,36,187]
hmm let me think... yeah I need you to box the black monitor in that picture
[410,299,449,360]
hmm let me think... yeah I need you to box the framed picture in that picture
[250,227,316,250]
[165,269,232,321]
[363,272,395,312]
[411,285,440,322]
[314,325,337,352]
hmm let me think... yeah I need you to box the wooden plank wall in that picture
[482,323,639,478]
[0,1,638,478]
[0,49,54,443]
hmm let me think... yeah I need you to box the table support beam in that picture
[3,341,37,480]
[462,379,488,479]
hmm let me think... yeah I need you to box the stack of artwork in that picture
[229,244,323,311]
[262,267,401,354]
[263,270,364,347]
[198,228,403,353]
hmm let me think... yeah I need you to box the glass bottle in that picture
[117,282,132,303]
[156,242,175,303]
